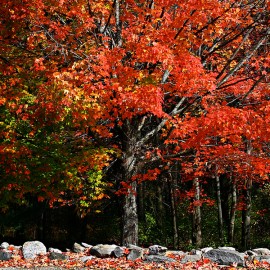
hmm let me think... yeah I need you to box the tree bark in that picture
[121,121,139,246]
[229,180,237,244]
[169,174,178,249]
[241,142,252,250]
[122,152,138,245]
[138,182,146,222]
[241,179,252,249]
[216,174,224,243]
[114,2,138,245]
[156,183,164,230]
[122,180,138,246]
[192,177,202,247]
[115,0,122,47]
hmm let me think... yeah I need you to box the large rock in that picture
[111,246,124,258]
[148,245,167,255]
[73,243,85,253]
[254,255,270,263]
[252,248,270,256]
[127,248,144,261]
[181,254,201,263]
[190,249,202,256]
[49,252,68,260]
[201,247,213,253]
[245,249,257,261]
[0,242,9,250]
[22,241,46,259]
[165,250,185,256]
[90,244,120,258]
[246,250,257,256]
[0,250,12,261]
[204,249,245,266]
[144,255,177,263]
[218,246,236,251]
[81,242,92,249]
[80,256,94,263]
[48,248,62,253]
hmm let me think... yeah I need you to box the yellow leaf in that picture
[253,259,259,265]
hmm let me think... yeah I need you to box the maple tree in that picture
[0,0,269,248]
[0,0,113,211]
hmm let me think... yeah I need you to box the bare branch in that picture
[216,27,254,80]
[136,97,186,148]
[241,75,265,103]
[217,28,270,88]
[115,0,122,47]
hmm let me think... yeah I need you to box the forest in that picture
[0,0,269,252]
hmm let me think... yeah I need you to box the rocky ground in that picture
[0,241,270,269]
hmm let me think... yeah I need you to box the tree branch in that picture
[217,28,270,88]
[241,75,265,103]
[216,27,254,80]
[136,97,186,148]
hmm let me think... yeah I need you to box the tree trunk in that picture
[156,182,164,230]
[138,182,145,222]
[216,174,224,243]
[114,2,138,245]
[122,180,138,246]
[122,151,138,245]
[221,174,231,232]
[122,123,139,246]
[241,142,252,250]
[229,180,237,244]
[169,176,178,249]
[115,0,122,47]
[192,177,202,247]
[241,180,251,249]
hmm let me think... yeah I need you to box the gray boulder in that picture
[181,254,201,263]
[148,245,167,255]
[144,255,177,263]
[81,242,92,248]
[48,248,62,253]
[245,250,257,260]
[218,247,236,251]
[22,241,47,259]
[80,256,94,263]
[90,244,119,258]
[246,250,257,256]
[0,242,9,250]
[73,242,85,253]
[111,246,124,258]
[127,248,144,260]
[49,252,68,260]
[201,247,213,253]
[252,248,270,256]
[165,250,185,256]
[190,249,202,256]
[254,255,270,263]
[204,249,245,266]
[0,250,12,261]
